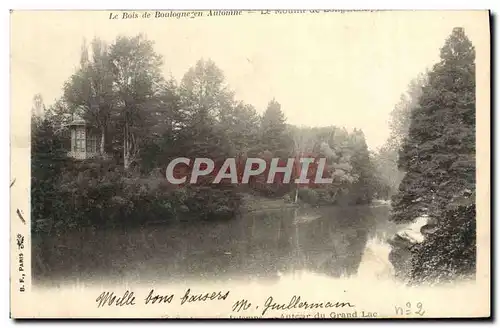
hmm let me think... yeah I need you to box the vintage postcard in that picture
[10,9,490,319]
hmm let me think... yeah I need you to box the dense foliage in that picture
[372,73,428,199]
[32,35,383,234]
[390,27,476,282]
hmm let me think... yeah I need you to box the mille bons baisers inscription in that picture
[96,289,230,308]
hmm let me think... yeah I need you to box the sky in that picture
[10,10,488,150]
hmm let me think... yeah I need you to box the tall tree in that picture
[64,38,115,155]
[179,59,234,123]
[260,99,292,157]
[348,129,375,204]
[373,74,428,198]
[176,59,235,160]
[31,94,45,117]
[108,35,164,169]
[138,78,183,171]
[220,101,261,156]
[391,27,476,281]
[387,73,428,150]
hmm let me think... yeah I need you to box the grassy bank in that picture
[238,193,300,213]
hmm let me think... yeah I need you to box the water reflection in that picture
[33,205,393,286]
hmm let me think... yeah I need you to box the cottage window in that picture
[71,130,76,152]
[87,135,98,153]
[74,128,86,152]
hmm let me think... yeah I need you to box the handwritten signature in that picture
[232,295,354,316]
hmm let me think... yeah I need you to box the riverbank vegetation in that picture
[378,27,476,283]
[31,26,477,286]
[32,35,388,235]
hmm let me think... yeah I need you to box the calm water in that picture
[32,204,397,287]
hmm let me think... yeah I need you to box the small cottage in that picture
[67,117,100,160]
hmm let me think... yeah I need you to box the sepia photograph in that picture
[10,9,490,318]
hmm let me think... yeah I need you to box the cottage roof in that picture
[68,113,87,127]
[69,119,86,127]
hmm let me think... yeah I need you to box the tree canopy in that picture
[390,27,476,282]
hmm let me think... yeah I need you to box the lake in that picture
[32,204,399,287]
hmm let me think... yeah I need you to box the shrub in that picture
[298,188,319,205]
[410,204,476,283]
[32,159,242,234]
